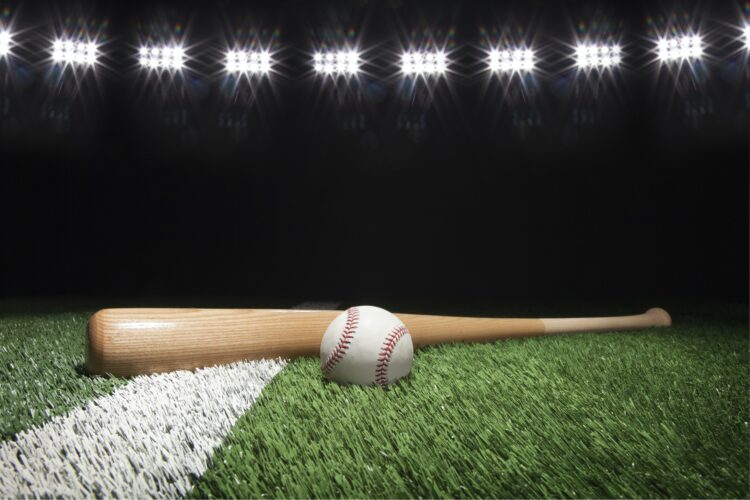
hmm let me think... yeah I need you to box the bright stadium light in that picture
[225,50,272,75]
[744,25,750,50]
[0,31,12,57]
[52,38,99,66]
[575,43,621,69]
[401,50,448,76]
[657,34,703,62]
[488,48,535,73]
[139,45,185,71]
[313,50,360,75]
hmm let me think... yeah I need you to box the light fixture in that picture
[575,43,621,69]
[488,48,535,73]
[401,50,448,76]
[657,34,703,62]
[139,45,185,71]
[0,31,12,57]
[225,50,272,75]
[52,38,99,66]
[313,50,360,75]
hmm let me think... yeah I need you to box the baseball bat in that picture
[86,307,671,376]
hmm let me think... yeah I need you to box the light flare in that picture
[225,50,272,74]
[139,45,185,71]
[575,43,621,69]
[51,37,99,66]
[488,48,535,73]
[0,31,12,57]
[657,34,703,62]
[313,50,360,75]
[401,50,448,75]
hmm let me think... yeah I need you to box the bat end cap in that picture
[647,307,672,327]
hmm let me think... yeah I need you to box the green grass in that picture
[0,297,297,440]
[190,305,749,498]
[0,301,747,497]
[0,310,127,440]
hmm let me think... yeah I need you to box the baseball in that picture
[320,305,414,388]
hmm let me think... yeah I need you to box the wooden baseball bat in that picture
[86,307,672,376]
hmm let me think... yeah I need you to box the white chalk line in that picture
[0,359,286,498]
[0,301,341,498]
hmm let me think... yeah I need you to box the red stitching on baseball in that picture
[375,325,410,388]
[322,307,360,372]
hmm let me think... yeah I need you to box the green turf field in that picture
[1,301,748,498]
[0,311,126,440]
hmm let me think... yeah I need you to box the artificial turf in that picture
[0,309,126,440]
[0,302,748,497]
[190,304,749,498]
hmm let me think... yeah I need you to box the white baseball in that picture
[320,305,414,388]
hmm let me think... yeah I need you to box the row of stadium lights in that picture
[0,28,748,76]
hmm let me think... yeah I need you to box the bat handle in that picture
[541,307,672,333]
[401,307,671,347]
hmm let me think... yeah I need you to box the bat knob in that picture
[646,307,672,327]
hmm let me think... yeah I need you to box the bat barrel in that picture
[87,308,340,376]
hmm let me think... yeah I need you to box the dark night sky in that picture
[0,0,747,303]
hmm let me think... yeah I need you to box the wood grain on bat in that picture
[87,307,671,376]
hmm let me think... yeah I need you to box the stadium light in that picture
[313,50,360,75]
[575,43,621,69]
[0,31,12,57]
[52,38,99,67]
[745,25,750,50]
[657,34,703,62]
[401,50,448,76]
[225,50,272,75]
[139,45,185,71]
[488,48,535,73]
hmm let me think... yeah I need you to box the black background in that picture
[0,0,747,304]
